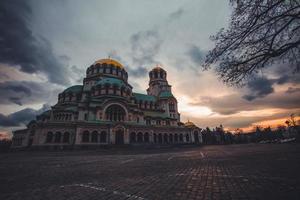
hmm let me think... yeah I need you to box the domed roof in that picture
[151,65,165,71]
[63,85,83,93]
[184,121,196,128]
[94,58,123,69]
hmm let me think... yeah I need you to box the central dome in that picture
[94,58,123,69]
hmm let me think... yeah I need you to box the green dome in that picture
[95,77,126,87]
[63,85,83,93]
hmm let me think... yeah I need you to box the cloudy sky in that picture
[0,0,299,138]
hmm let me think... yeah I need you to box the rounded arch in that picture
[46,132,53,143]
[103,103,128,121]
[82,130,90,142]
[153,133,157,143]
[91,131,98,143]
[186,133,190,142]
[179,134,183,142]
[130,132,136,143]
[163,134,168,144]
[100,131,107,143]
[54,132,62,143]
[158,133,163,144]
[137,132,143,143]
[144,132,149,143]
[174,134,179,143]
[63,132,70,143]
[169,134,174,143]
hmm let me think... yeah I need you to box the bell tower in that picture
[147,66,171,96]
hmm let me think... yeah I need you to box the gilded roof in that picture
[184,121,196,128]
[94,58,124,69]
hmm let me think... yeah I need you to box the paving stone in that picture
[0,144,300,200]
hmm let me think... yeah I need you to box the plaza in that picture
[1,144,299,200]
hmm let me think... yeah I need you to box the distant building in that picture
[12,58,202,149]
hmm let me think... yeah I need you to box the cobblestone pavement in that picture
[0,144,300,200]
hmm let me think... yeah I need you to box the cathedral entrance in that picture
[115,130,124,144]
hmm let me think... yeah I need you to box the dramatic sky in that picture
[0,0,299,138]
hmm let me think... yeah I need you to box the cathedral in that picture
[12,58,202,149]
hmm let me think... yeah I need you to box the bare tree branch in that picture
[204,0,300,85]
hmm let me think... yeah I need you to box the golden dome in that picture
[152,64,165,71]
[94,58,124,69]
[184,121,196,128]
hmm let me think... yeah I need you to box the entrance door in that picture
[115,130,124,145]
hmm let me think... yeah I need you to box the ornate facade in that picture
[12,58,202,149]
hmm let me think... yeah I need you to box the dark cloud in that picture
[0,104,50,127]
[108,50,149,78]
[0,1,70,85]
[0,114,18,127]
[130,30,162,65]
[0,81,59,106]
[127,66,148,78]
[286,87,300,94]
[193,91,300,115]
[186,45,206,66]
[242,76,274,101]
[276,74,300,85]
[267,63,300,85]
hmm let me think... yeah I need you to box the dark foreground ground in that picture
[0,144,300,200]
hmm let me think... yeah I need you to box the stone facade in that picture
[12,59,202,149]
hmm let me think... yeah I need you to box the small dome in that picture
[151,66,165,71]
[94,58,123,69]
[184,121,196,128]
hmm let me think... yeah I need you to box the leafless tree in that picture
[204,0,300,85]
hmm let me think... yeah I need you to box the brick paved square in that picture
[0,144,299,200]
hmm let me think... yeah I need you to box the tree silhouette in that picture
[204,0,300,85]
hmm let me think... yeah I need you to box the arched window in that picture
[130,132,136,143]
[160,71,164,78]
[105,84,110,94]
[137,132,143,143]
[163,134,168,144]
[120,87,124,96]
[113,85,118,95]
[179,134,183,142]
[63,132,70,143]
[105,104,126,121]
[91,131,98,143]
[54,132,62,143]
[144,132,149,143]
[158,133,162,144]
[46,132,53,143]
[153,133,157,143]
[174,134,178,143]
[186,134,190,142]
[100,131,107,143]
[169,102,175,112]
[169,134,173,143]
[82,131,89,142]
